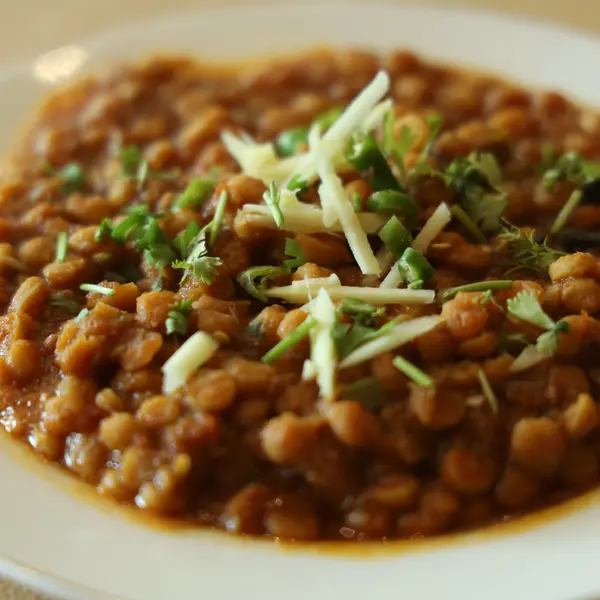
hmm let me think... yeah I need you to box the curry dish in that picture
[2,49,600,541]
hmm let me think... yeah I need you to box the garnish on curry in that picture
[1,49,600,541]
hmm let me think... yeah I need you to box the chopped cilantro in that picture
[341,377,387,411]
[245,319,264,338]
[55,232,68,263]
[79,283,115,296]
[49,293,81,314]
[477,369,499,413]
[119,145,176,190]
[393,355,434,388]
[75,308,89,323]
[441,280,513,300]
[445,152,507,233]
[172,179,215,211]
[173,222,222,285]
[264,182,284,228]
[95,219,113,242]
[165,300,193,336]
[287,175,309,193]
[208,190,228,247]
[262,317,316,363]
[173,222,201,258]
[542,150,600,190]
[237,266,289,302]
[284,239,306,270]
[506,290,569,355]
[338,298,385,327]
[550,189,583,235]
[44,162,86,194]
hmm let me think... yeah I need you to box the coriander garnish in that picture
[237,266,289,302]
[450,204,486,243]
[333,316,399,360]
[477,369,499,414]
[441,280,513,300]
[347,131,401,192]
[550,189,583,235]
[172,179,215,211]
[49,293,81,314]
[445,152,507,233]
[341,377,387,411]
[119,145,176,190]
[287,175,308,193]
[284,239,306,270]
[79,283,115,296]
[173,222,201,258]
[383,112,415,184]
[55,232,68,263]
[245,319,264,338]
[208,190,228,247]
[44,162,86,194]
[542,150,600,191]
[165,300,194,336]
[95,219,113,242]
[276,127,309,157]
[392,355,434,388]
[338,298,385,327]
[506,290,568,355]
[75,308,89,323]
[264,182,284,228]
[262,317,316,363]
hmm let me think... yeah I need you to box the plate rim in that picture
[1,3,600,600]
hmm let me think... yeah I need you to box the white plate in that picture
[2,3,600,599]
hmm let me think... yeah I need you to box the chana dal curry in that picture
[2,49,600,542]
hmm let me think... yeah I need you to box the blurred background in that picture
[0,0,599,66]
[0,0,599,598]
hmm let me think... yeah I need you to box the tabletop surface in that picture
[1,0,599,598]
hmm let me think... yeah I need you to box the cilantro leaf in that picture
[338,298,385,327]
[172,179,215,211]
[287,175,308,192]
[264,182,284,228]
[341,377,387,411]
[237,266,289,302]
[173,222,201,258]
[119,145,177,190]
[536,320,569,355]
[284,239,306,270]
[49,293,81,314]
[172,256,221,285]
[44,162,86,195]
[95,218,114,242]
[165,300,193,336]
[173,222,222,285]
[134,219,177,269]
[542,150,600,191]
[506,291,556,330]
[506,290,569,356]
[208,190,228,247]
[446,152,507,233]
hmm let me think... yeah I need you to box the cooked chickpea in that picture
[260,413,321,465]
[186,369,237,412]
[511,417,566,477]
[441,447,496,494]
[326,401,381,447]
